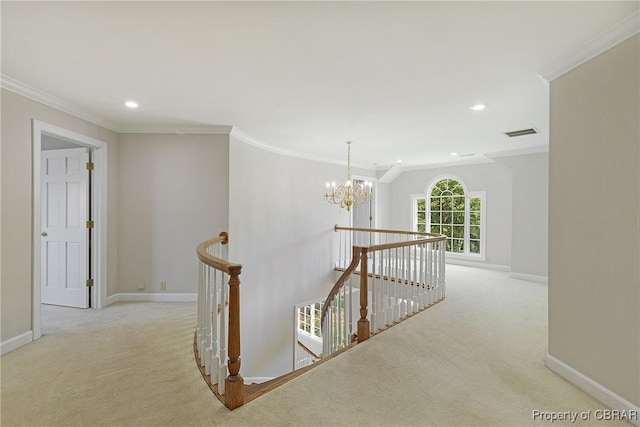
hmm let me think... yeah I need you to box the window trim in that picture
[412,176,486,261]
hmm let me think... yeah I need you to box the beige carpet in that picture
[0,265,629,426]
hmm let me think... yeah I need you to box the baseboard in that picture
[545,354,640,426]
[106,293,197,304]
[446,259,510,271]
[1,331,33,355]
[510,272,548,284]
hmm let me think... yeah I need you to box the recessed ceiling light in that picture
[450,152,458,156]
[469,104,486,111]
[124,100,139,109]
[396,159,403,164]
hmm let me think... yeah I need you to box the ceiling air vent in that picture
[505,128,538,138]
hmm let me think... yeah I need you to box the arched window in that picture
[413,177,484,258]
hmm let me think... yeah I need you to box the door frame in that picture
[32,120,108,340]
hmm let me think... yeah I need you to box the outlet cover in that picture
[137,282,145,291]
[160,281,167,291]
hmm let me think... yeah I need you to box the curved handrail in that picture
[321,245,361,325]
[334,224,443,240]
[323,226,447,353]
[196,231,242,275]
[195,231,244,410]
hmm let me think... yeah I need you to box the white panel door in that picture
[41,148,90,308]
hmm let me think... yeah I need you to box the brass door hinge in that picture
[86,162,94,171]
[86,220,94,229]
[86,279,94,287]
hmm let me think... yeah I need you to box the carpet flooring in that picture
[0,265,629,426]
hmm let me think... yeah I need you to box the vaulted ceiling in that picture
[2,1,638,169]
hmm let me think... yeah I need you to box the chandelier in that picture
[324,141,373,211]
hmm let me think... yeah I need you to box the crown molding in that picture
[484,144,549,160]
[1,73,120,132]
[118,125,233,135]
[1,74,234,135]
[539,10,639,81]
[229,127,375,170]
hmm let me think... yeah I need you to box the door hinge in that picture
[86,162,94,171]
[86,220,94,229]
[86,279,94,287]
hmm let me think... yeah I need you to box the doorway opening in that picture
[32,120,108,340]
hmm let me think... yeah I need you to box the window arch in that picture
[413,176,484,258]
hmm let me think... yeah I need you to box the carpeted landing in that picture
[1,265,630,426]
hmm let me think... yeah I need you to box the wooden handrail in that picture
[195,231,244,410]
[323,225,447,352]
[321,245,361,325]
[196,232,242,275]
[297,340,321,360]
[334,224,443,239]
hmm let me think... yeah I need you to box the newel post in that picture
[225,265,244,410]
[357,248,370,342]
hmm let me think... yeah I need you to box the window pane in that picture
[441,211,452,224]
[454,196,465,211]
[452,239,464,253]
[430,225,441,234]
[418,223,426,233]
[470,212,480,225]
[430,212,441,224]
[470,226,480,239]
[452,183,464,196]
[470,197,481,211]
[417,212,426,222]
[430,198,440,211]
[417,198,426,210]
[441,225,451,236]
[453,211,464,225]
[452,226,464,238]
[431,186,442,196]
[470,240,480,254]
[445,239,452,251]
[440,197,452,211]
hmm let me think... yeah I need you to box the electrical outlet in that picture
[137,282,145,291]
[160,281,167,291]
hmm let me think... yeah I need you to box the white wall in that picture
[389,161,513,268]
[493,152,549,278]
[117,133,229,294]
[1,89,119,344]
[548,35,639,406]
[228,137,375,377]
[374,182,392,230]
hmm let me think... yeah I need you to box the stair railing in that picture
[322,226,446,356]
[196,232,244,410]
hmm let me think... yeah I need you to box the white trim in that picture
[2,74,119,131]
[399,155,494,172]
[545,354,640,426]
[510,272,548,284]
[32,121,109,340]
[485,145,549,160]
[446,258,510,271]
[0,331,33,355]
[244,377,275,384]
[106,293,197,303]
[539,11,640,82]
[230,127,374,170]
[1,74,233,136]
[118,125,232,135]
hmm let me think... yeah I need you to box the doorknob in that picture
[41,232,48,237]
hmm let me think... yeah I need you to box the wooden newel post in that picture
[357,248,370,342]
[225,266,244,410]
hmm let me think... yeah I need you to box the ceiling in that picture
[2,1,638,169]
